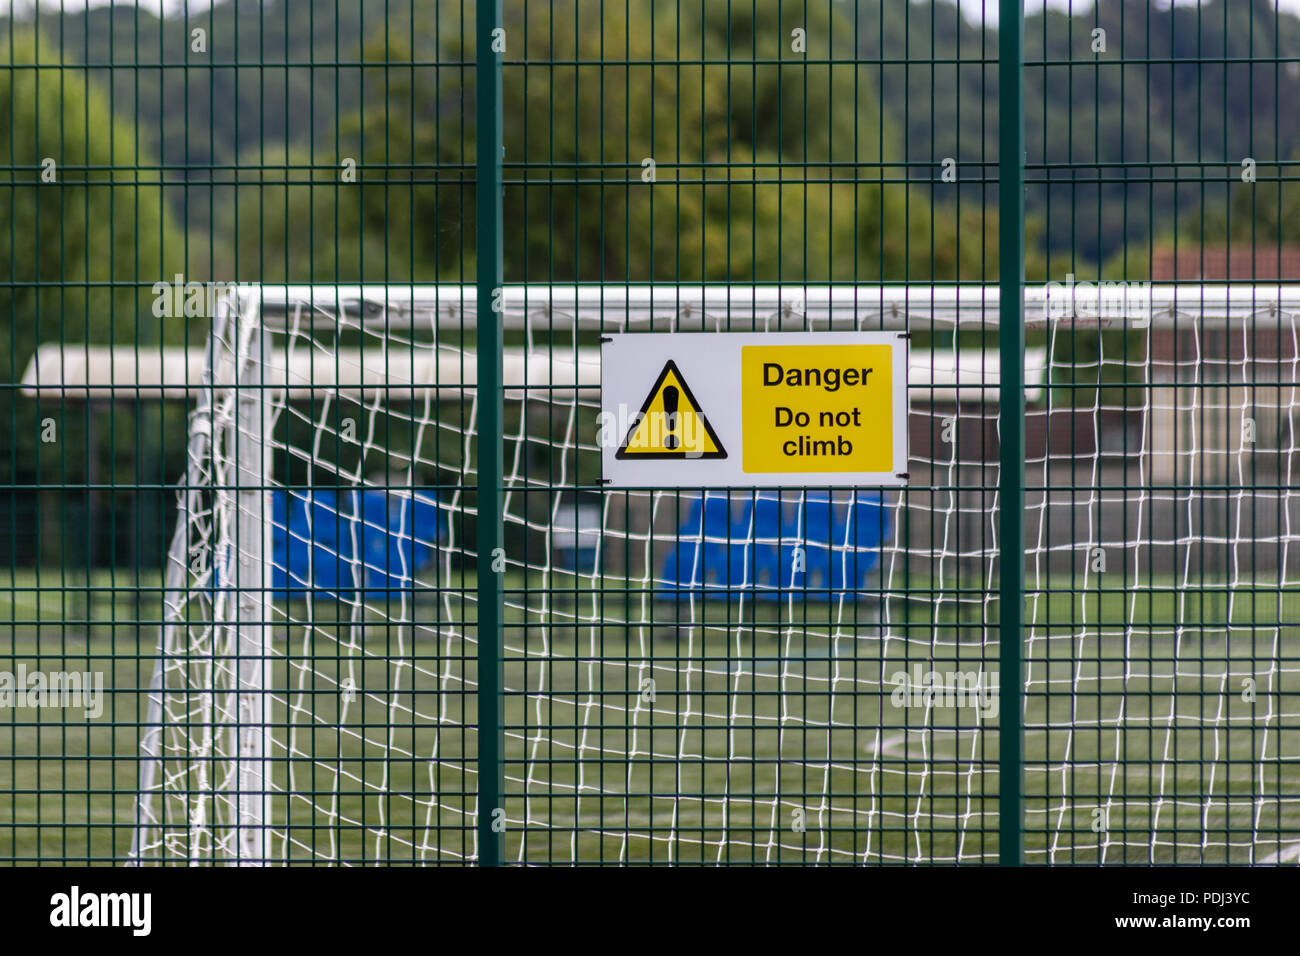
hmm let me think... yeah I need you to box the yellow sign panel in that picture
[616,360,726,459]
[740,344,894,473]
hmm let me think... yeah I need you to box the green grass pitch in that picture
[2,569,1298,864]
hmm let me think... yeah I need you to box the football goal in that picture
[27,282,1300,864]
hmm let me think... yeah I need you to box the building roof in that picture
[1150,245,1300,281]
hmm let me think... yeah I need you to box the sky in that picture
[13,0,1300,24]
[984,0,1300,25]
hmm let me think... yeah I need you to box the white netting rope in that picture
[134,287,1300,864]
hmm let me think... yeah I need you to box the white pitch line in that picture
[869,733,907,758]
[1259,843,1300,864]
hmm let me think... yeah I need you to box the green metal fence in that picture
[3,0,1299,865]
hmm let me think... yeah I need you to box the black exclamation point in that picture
[663,385,680,450]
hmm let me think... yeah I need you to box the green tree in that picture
[217,28,472,282]
[222,0,991,285]
[1,30,186,563]
[499,0,919,282]
[1191,156,1300,248]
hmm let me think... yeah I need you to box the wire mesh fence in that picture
[2,0,1299,865]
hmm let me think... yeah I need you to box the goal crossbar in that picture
[213,282,1300,330]
[20,343,600,401]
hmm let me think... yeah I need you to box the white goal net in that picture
[110,283,1300,864]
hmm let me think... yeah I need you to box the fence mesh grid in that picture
[2,0,1299,865]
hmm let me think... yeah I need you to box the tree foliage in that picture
[217,0,991,284]
[0,29,185,491]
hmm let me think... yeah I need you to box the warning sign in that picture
[615,360,726,459]
[601,332,907,488]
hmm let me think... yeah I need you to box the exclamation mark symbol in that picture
[663,385,680,450]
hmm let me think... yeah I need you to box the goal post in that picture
[24,281,1300,864]
[127,292,277,864]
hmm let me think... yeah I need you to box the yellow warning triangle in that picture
[616,360,727,459]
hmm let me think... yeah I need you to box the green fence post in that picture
[998,0,1025,867]
[475,0,506,868]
